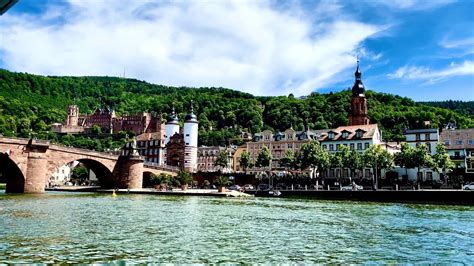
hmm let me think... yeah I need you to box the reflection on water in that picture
[0,191,473,264]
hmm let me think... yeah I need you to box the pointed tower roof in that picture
[185,101,198,123]
[352,58,365,96]
[166,106,179,125]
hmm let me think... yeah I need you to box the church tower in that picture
[183,101,198,172]
[349,59,370,126]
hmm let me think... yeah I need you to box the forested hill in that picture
[418,101,474,117]
[1,68,473,146]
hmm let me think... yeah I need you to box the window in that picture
[426,172,433,180]
[425,134,430,140]
[456,140,463,145]
[416,134,420,141]
[322,144,327,150]
[356,131,363,138]
[186,142,189,145]
[336,144,340,150]
[288,144,293,149]
[186,134,189,137]
[357,143,362,150]
[468,139,474,145]
[445,140,450,146]
[328,132,334,139]
[288,134,293,140]
[417,172,423,180]
[365,169,370,177]
[329,144,334,151]
[350,143,355,150]
[342,132,348,139]
[364,143,369,149]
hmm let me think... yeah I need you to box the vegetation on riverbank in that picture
[1,68,473,147]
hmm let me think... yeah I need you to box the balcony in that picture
[450,155,465,160]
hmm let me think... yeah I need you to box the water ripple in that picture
[0,192,473,263]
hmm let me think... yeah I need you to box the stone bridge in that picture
[0,137,178,193]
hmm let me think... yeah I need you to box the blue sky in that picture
[0,0,473,101]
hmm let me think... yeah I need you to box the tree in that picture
[255,146,272,170]
[431,143,455,181]
[176,170,193,186]
[347,149,363,179]
[280,149,297,171]
[412,144,435,184]
[91,125,102,134]
[71,166,89,183]
[394,143,417,177]
[364,144,394,189]
[239,151,251,172]
[297,141,330,184]
[214,150,229,172]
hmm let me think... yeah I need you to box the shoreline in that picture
[39,186,474,205]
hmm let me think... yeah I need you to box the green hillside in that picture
[1,68,473,149]
[418,100,474,117]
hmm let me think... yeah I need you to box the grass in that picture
[0,183,6,190]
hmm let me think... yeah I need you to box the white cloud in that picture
[440,37,474,49]
[388,61,474,84]
[0,0,381,96]
[377,0,455,10]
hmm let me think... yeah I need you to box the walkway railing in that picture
[144,162,180,172]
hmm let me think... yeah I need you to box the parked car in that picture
[228,185,241,191]
[243,184,254,190]
[275,183,287,190]
[310,184,323,190]
[341,184,363,191]
[257,183,272,190]
[462,182,474,190]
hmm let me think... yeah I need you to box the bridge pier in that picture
[24,140,49,193]
[113,155,144,189]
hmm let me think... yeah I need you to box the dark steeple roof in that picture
[166,106,179,124]
[185,101,198,123]
[352,58,365,96]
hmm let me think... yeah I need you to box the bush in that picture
[216,176,230,187]
[176,170,193,185]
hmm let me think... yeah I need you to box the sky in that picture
[0,0,473,101]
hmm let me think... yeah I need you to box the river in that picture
[0,191,473,264]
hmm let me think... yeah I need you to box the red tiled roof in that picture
[319,124,379,141]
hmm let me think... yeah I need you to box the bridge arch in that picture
[47,158,115,188]
[0,153,26,193]
[142,171,155,188]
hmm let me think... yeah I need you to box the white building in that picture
[183,102,199,172]
[393,129,440,182]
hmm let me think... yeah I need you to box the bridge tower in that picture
[183,101,198,172]
[112,139,144,189]
[24,139,50,193]
[164,107,179,145]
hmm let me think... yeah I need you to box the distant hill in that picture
[1,68,473,147]
[418,101,474,117]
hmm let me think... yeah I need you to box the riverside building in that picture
[245,60,384,181]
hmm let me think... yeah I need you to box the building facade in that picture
[197,146,235,173]
[397,128,440,181]
[440,128,474,174]
[52,105,162,135]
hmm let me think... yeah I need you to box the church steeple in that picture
[349,57,370,126]
[352,58,365,96]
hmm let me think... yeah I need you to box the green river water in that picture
[0,191,473,264]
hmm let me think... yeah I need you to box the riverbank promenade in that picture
[44,186,473,205]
